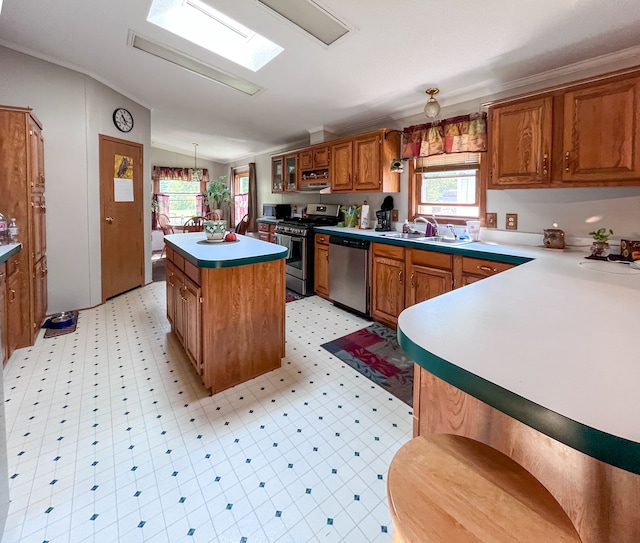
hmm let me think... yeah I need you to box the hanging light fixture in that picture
[189,143,204,181]
[423,87,441,119]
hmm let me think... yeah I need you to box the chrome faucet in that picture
[446,224,457,239]
[412,216,438,236]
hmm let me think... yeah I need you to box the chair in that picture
[204,210,222,221]
[235,213,249,235]
[183,216,205,233]
[158,214,174,258]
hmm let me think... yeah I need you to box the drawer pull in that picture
[478,265,498,273]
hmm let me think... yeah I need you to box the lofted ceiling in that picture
[1,0,640,164]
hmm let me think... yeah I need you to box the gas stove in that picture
[275,204,340,237]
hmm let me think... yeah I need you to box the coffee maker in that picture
[375,210,392,231]
[375,195,394,231]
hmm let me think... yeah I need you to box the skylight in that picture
[147,0,283,72]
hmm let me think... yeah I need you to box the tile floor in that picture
[2,282,413,542]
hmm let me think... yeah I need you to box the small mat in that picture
[43,311,79,339]
[285,290,305,303]
[321,322,414,406]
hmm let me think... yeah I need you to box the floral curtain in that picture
[402,112,487,159]
[151,166,210,184]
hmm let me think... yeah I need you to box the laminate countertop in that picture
[0,244,21,265]
[164,232,287,269]
[395,243,640,474]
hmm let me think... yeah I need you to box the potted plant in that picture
[588,227,613,258]
[204,175,232,218]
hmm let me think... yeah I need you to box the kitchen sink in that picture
[378,232,425,239]
[419,236,474,245]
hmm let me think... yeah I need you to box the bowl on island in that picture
[204,220,227,240]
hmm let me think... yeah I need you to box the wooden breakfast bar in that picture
[396,249,640,543]
[163,232,288,393]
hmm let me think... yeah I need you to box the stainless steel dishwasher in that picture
[328,235,370,316]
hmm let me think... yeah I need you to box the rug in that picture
[43,311,79,339]
[152,256,166,282]
[286,289,305,303]
[321,322,414,406]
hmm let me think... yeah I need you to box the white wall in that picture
[0,45,151,313]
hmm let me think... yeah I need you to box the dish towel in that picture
[276,234,292,257]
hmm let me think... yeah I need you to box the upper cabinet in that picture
[488,69,640,188]
[330,129,401,193]
[562,76,640,183]
[489,97,553,186]
[271,128,401,193]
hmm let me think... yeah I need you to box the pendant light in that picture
[190,143,204,181]
[423,88,441,119]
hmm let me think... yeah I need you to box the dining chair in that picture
[183,216,206,233]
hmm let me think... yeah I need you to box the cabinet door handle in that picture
[478,265,498,273]
[9,289,16,301]
[0,271,5,278]
[542,153,548,175]
[564,151,570,172]
[410,272,415,287]
[398,270,403,283]
[105,216,114,223]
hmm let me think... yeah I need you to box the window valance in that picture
[152,166,210,183]
[402,112,487,159]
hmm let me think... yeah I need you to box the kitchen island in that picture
[398,249,640,543]
[164,232,288,393]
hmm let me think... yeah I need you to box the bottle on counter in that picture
[9,218,18,243]
[0,212,8,245]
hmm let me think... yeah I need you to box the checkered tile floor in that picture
[3,282,412,542]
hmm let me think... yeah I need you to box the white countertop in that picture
[398,244,640,454]
[0,244,21,265]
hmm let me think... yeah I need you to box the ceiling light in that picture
[190,143,203,182]
[256,0,350,46]
[424,88,441,119]
[147,0,283,72]
[129,33,262,95]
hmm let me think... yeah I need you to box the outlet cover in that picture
[506,213,518,230]
[392,209,398,222]
[486,213,497,228]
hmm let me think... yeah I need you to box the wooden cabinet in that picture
[330,140,353,192]
[271,155,284,192]
[405,249,453,307]
[372,243,455,329]
[0,262,6,366]
[489,96,553,186]
[489,70,640,188]
[272,153,299,192]
[314,233,330,298]
[455,256,515,287]
[165,251,202,374]
[371,243,406,328]
[299,145,329,170]
[562,76,640,182]
[0,106,47,352]
[258,222,276,243]
[330,129,401,193]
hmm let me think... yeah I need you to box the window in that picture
[158,178,204,226]
[409,152,485,224]
[233,169,249,224]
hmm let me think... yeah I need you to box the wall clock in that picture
[113,108,134,133]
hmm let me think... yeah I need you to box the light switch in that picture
[506,213,518,230]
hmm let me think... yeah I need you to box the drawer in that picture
[184,259,201,285]
[258,232,270,242]
[7,255,20,277]
[165,246,174,263]
[0,262,5,287]
[407,248,452,270]
[373,242,404,260]
[462,257,514,277]
[315,233,330,245]
[171,251,185,271]
[258,223,273,233]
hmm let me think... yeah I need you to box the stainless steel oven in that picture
[274,203,340,296]
[275,232,308,292]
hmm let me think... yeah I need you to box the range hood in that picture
[297,181,331,191]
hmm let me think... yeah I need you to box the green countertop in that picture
[165,232,287,269]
